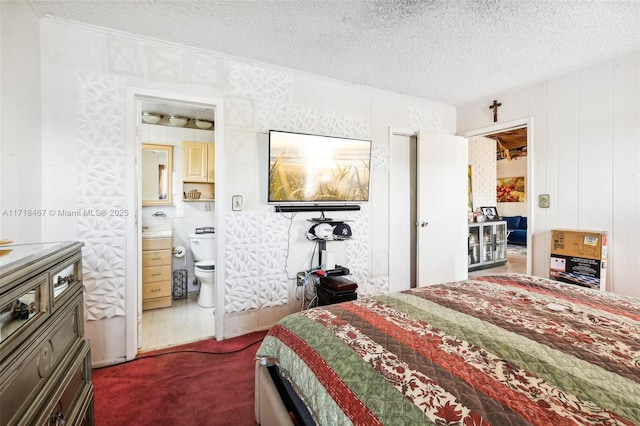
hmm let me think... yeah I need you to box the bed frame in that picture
[254,360,294,425]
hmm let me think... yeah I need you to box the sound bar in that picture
[274,204,361,213]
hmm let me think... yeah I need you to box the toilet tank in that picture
[189,232,216,261]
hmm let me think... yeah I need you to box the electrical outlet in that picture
[296,271,306,286]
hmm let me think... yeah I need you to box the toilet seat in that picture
[195,260,215,272]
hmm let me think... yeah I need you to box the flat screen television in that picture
[268,130,371,204]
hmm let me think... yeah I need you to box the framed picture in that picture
[497,176,526,202]
[480,206,498,220]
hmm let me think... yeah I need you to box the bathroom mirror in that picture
[142,144,173,205]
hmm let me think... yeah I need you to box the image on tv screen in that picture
[269,131,371,203]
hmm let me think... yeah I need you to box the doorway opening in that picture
[461,119,532,277]
[389,132,417,289]
[133,95,219,354]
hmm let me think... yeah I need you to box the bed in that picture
[255,273,640,425]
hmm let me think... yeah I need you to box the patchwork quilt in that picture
[256,274,640,425]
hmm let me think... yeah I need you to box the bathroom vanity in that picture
[0,241,94,425]
[142,226,173,310]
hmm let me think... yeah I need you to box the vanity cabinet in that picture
[142,237,172,310]
[0,241,94,425]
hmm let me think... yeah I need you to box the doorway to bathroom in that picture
[133,93,221,354]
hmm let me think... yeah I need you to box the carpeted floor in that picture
[92,330,268,426]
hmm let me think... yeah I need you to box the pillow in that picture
[519,217,528,229]
[503,216,521,230]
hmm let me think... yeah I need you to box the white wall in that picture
[0,1,42,242]
[21,17,456,364]
[458,51,640,298]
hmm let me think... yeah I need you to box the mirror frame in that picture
[142,143,173,206]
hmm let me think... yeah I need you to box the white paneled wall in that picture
[458,51,640,298]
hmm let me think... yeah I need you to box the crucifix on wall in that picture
[489,99,502,122]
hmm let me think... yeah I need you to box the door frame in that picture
[125,87,225,360]
[458,117,533,275]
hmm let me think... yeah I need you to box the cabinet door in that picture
[207,143,215,183]
[494,222,507,261]
[468,225,480,266]
[183,141,208,182]
[481,224,494,263]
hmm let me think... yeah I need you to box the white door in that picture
[417,132,468,286]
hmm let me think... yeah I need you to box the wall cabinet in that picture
[182,141,215,201]
[0,241,94,425]
[468,221,507,271]
[183,141,214,183]
[142,237,172,310]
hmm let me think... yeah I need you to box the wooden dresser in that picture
[142,237,172,310]
[0,241,94,425]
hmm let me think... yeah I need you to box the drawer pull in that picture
[51,411,65,426]
[57,274,75,284]
[151,273,161,277]
[151,289,161,292]
[150,257,162,260]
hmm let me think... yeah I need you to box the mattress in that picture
[256,273,640,425]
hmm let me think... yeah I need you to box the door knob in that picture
[420,221,429,227]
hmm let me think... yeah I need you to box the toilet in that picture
[189,230,216,308]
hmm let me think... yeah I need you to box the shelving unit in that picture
[468,221,507,271]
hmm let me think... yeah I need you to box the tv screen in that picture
[268,130,371,203]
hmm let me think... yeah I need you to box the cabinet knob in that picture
[51,411,65,426]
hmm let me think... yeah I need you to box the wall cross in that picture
[489,99,502,122]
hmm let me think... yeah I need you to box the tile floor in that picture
[140,291,215,352]
[468,248,527,277]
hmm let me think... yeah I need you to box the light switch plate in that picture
[232,195,243,211]
[539,194,550,208]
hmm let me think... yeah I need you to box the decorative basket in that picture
[185,190,201,200]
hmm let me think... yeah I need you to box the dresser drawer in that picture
[0,272,49,362]
[50,252,83,313]
[0,292,83,425]
[142,265,172,283]
[143,280,171,299]
[142,237,172,251]
[142,250,171,267]
[34,340,92,426]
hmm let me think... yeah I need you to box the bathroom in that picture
[139,98,216,352]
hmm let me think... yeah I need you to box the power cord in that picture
[282,211,298,280]
[92,337,265,370]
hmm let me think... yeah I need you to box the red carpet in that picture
[92,330,268,426]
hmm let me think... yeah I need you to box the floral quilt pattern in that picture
[256,274,640,425]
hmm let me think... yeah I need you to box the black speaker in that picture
[274,204,361,213]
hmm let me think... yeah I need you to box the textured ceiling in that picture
[30,0,640,106]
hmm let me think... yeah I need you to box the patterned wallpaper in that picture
[70,31,445,319]
[468,136,497,211]
[76,73,128,320]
